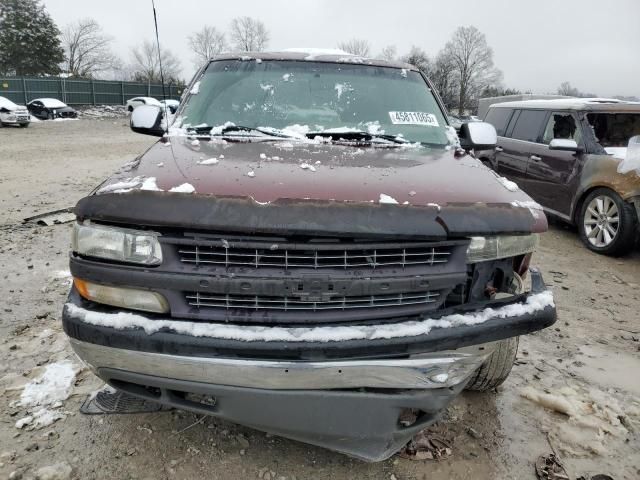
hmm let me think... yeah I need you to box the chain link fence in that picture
[0,76,183,105]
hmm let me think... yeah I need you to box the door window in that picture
[510,110,547,142]
[484,107,513,136]
[542,112,582,144]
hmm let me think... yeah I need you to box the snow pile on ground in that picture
[14,360,77,430]
[521,384,640,456]
[65,290,554,343]
[77,105,128,119]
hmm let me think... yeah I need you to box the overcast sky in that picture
[43,0,639,97]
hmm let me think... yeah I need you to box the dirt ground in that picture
[1,119,639,480]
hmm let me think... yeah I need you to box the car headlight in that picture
[466,234,538,263]
[72,221,162,265]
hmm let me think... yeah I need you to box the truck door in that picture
[526,111,584,217]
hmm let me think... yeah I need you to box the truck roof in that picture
[489,97,640,112]
[210,50,417,71]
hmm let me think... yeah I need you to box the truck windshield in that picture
[178,60,451,146]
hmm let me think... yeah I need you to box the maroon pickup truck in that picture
[62,51,556,461]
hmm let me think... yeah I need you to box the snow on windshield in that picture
[177,60,449,146]
[37,98,67,108]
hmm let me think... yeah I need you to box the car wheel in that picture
[47,111,54,120]
[465,337,519,391]
[578,188,637,256]
[19,123,28,128]
[128,105,133,112]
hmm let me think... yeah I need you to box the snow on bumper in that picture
[64,291,554,344]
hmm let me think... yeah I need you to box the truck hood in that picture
[77,137,548,237]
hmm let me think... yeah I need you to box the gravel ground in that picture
[1,119,639,480]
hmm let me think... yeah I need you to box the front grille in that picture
[185,291,441,312]
[178,241,453,270]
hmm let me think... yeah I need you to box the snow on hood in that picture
[0,97,23,110]
[34,98,68,108]
[96,138,545,212]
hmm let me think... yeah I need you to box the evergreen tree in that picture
[0,0,65,76]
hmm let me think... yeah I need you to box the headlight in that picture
[72,222,162,265]
[466,234,538,263]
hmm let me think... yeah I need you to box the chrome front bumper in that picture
[70,338,492,390]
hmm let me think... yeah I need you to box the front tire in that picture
[465,337,519,391]
[578,188,637,256]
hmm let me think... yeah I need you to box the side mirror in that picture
[549,138,582,152]
[130,105,164,137]
[458,121,497,150]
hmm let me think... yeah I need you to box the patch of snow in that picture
[191,139,200,146]
[219,154,225,159]
[169,183,195,193]
[247,170,255,178]
[15,407,65,430]
[210,121,236,135]
[190,81,201,95]
[20,361,76,408]
[255,58,262,63]
[198,158,219,165]
[379,193,399,204]
[239,55,253,61]
[271,155,280,160]
[493,172,520,192]
[282,124,310,138]
[163,141,171,147]
[282,73,291,82]
[156,162,164,167]
[299,162,316,172]
[97,177,143,194]
[260,84,274,94]
[363,121,384,135]
[283,47,351,59]
[445,126,460,148]
[334,83,349,99]
[520,384,638,456]
[259,153,267,159]
[65,290,554,343]
[140,177,162,191]
[427,202,442,212]
[400,68,408,78]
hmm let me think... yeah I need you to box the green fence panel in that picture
[64,79,92,104]
[0,77,26,104]
[24,78,62,101]
[0,76,184,106]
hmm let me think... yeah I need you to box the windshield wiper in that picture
[186,125,294,138]
[305,131,408,144]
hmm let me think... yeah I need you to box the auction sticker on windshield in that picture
[388,112,439,126]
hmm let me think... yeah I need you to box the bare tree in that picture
[62,18,119,78]
[229,17,269,52]
[430,51,458,111]
[378,45,397,61]
[337,39,371,57]
[401,46,431,74]
[188,25,226,67]
[442,26,502,115]
[130,40,182,83]
[557,81,580,97]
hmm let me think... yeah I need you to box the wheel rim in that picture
[584,195,619,247]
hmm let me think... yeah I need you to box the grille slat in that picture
[178,242,453,270]
[186,291,440,312]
